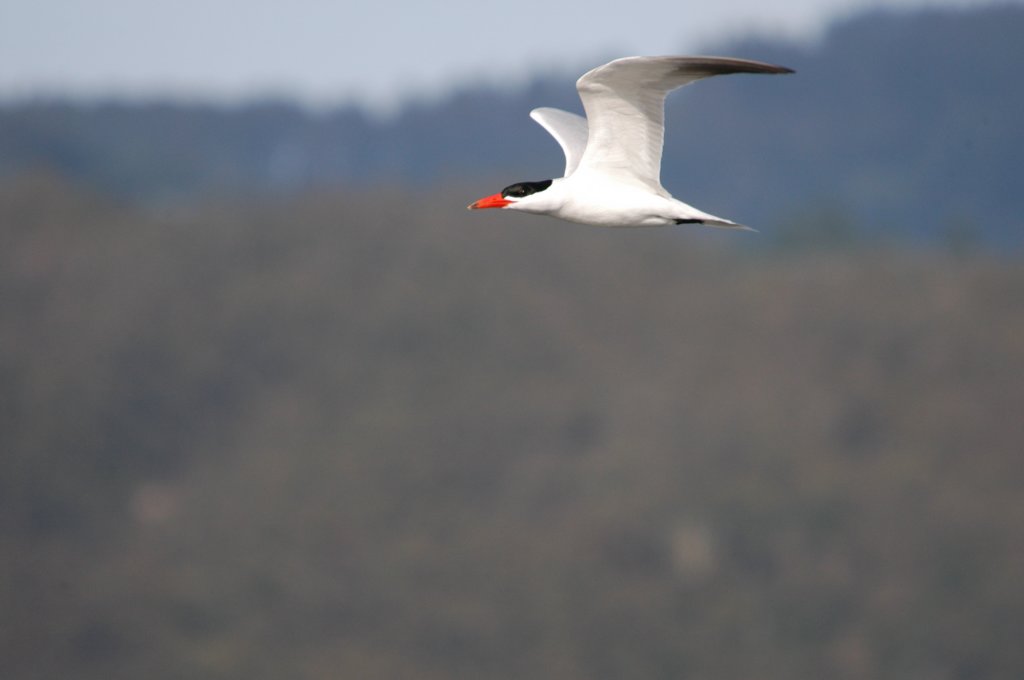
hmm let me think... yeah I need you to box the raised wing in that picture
[575,56,793,191]
[529,107,589,177]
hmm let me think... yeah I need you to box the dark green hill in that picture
[3,174,1024,679]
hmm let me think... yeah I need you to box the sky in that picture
[0,0,1010,113]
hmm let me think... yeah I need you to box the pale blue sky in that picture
[0,0,1009,112]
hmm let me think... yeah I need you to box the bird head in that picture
[468,179,558,214]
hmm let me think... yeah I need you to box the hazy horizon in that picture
[1,0,1011,113]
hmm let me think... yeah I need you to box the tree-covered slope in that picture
[3,175,1024,679]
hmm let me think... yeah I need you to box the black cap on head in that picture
[501,179,553,199]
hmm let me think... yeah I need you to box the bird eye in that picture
[501,179,552,199]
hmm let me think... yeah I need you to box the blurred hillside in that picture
[1,4,1023,246]
[3,173,1024,679]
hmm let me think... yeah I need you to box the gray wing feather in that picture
[529,107,589,177]
[575,56,793,190]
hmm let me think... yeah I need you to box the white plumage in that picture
[469,56,793,229]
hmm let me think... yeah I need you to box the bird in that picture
[468,56,793,229]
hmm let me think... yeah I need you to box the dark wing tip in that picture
[676,56,795,77]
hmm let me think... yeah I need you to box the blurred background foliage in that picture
[2,171,1023,679]
[2,5,1023,247]
[2,4,1024,680]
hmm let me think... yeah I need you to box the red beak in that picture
[467,192,511,210]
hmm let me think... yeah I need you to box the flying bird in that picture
[468,56,793,229]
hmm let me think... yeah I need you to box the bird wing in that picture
[574,56,793,192]
[529,107,589,177]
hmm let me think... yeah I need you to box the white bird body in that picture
[523,175,728,228]
[469,56,793,229]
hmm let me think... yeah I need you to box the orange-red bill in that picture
[467,192,511,210]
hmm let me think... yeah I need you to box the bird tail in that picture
[671,200,756,232]
[674,217,757,232]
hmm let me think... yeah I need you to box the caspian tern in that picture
[468,56,793,229]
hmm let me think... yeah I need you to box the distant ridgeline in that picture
[1,4,1022,247]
